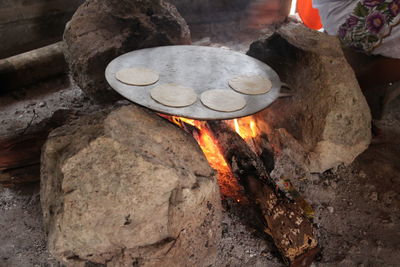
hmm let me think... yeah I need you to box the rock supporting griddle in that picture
[248,22,372,173]
[63,0,191,103]
[40,105,221,266]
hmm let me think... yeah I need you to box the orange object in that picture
[297,0,323,30]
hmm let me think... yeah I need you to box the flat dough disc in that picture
[229,75,272,95]
[151,83,197,107]
[201,89,246,112]
[116,67,159,86]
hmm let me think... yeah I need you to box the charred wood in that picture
[252,132,275,174]
[0,110,75,186]
[0,164,40,187]
[207,121,318,266]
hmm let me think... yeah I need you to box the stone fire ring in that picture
[105,45,281,120]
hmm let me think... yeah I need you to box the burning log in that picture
[228,117,275,173]
[162,115,245,201]
[207,121,318,266]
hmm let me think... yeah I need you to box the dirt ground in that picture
[1,36,399,266]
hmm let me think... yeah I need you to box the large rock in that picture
[248,22,371,173]
[40,105,221,266]
[64,0,191,103]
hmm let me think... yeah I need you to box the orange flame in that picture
[162,114,262,202]
[232,117,259,140]
[162,115,246,201]
[196,127,244,201]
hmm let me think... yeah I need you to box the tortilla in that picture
[228,75,272,95]
[150,83,197,107]
[200,89,246,112]
[116,67,159,86]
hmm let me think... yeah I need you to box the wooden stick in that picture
[0,42,66,93]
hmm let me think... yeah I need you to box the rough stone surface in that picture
[40,105,221,266]
[63,0,191,103]
[248,22,372,173]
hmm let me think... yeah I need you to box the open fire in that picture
[160,114,261,202]
[160,113,319,265]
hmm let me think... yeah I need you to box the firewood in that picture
[0,42,67,93]
[0,133,46,171]
[0,164,40,187]
[207,121,318,266]
[252,132,275,174]
[0,109,75,185]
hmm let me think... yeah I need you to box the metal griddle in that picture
[105,45,281,120]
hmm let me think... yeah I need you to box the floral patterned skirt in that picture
[338,0,400,54]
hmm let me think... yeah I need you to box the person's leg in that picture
[357,56,400,118]
[344,49,400,119]
[357,57,400,89]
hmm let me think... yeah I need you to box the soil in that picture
[1,32,399,267]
